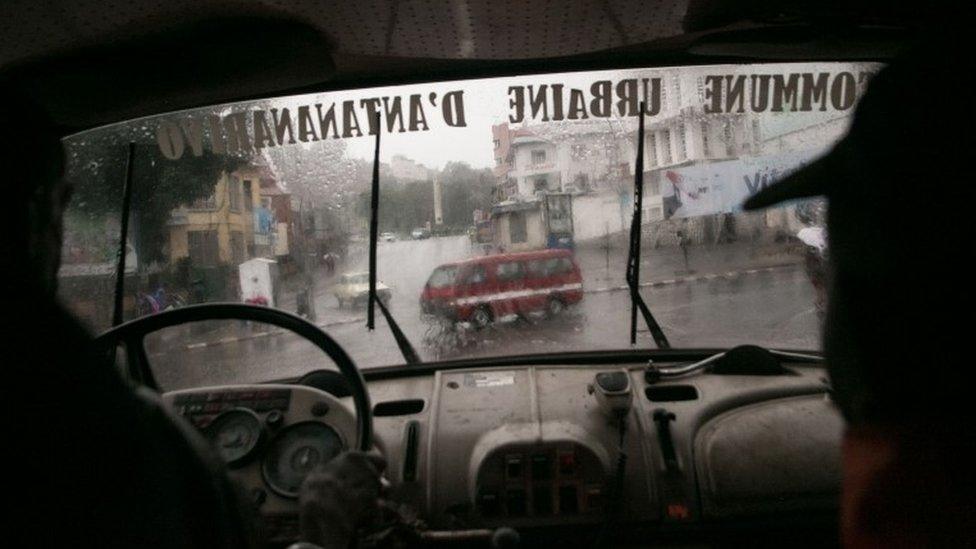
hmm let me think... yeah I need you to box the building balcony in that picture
[510,163,558,179]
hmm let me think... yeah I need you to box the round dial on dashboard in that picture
[205,408,265,466]
[262,422,344,498]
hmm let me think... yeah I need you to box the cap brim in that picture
[742,143,844,210]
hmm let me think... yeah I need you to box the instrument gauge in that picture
[262,422,344,498]
[205,409,264,466]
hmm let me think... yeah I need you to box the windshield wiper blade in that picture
[627,103,670,349]
[112,142,136,327]
[366,112,420,365]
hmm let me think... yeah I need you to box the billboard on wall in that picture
[545,193,574,234]
[654,149,822,220]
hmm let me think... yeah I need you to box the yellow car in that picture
[333,272,391,309]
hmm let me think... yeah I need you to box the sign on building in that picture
[655,149,821,219]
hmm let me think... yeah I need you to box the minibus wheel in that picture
[546,298,565,318]
[471,306,492,329]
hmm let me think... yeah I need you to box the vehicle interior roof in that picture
[0,0,934,135]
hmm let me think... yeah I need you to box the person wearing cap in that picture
[744,42,976,547]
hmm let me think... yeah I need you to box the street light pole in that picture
[304,197,317,322]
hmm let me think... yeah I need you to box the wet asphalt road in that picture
[151,236,819,391]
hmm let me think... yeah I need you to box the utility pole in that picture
[296,196,317,322]
[605,118,629,232]
[433,175,444,228]
[304,198,317,322]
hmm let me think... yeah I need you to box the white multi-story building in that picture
[496,122,637,243]
[507,135,560,196]
[499,119,633,197]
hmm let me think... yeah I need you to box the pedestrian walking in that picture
[323,252,341,276]
[677,229,691,272]
[797,227,828,321]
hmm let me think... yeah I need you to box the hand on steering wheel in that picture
[299,451,388,549]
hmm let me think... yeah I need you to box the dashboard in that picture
[163,360,842,545]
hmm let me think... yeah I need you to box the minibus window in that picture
[543,258,572,275]
[496,262,524,282]
[526,260,546,277]
[466,265,487,284]
[428,266,458,289]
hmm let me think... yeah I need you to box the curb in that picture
[585,263,801,294]
[182,315,365,350]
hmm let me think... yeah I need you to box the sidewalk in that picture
[167,264,360,349]
[576,238,804,292]
[277,265,358,320]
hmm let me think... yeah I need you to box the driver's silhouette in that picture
[0,82,383,549]
[744,33,976,547]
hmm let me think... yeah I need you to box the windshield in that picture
[59,62,875,384]
[427,266,459,289]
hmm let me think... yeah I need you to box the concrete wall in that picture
[524,209,546,250]
[571,188,665,243]
[493,208,546,252]
[573,192,626,241]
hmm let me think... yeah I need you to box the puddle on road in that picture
[420,309,587,360]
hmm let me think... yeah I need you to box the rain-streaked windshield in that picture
[59,62,876,385]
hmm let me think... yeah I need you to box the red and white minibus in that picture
[420,248,583,327]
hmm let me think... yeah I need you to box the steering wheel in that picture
[92,303,373,451]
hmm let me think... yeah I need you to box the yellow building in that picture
[167,170,262,267]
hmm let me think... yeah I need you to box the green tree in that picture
[66,129,251,263]
[439,162,494,228]
[354,161,494,234]
[355,180,432,234]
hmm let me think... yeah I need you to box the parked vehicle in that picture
[420,248,583,328]
[334,272,392,308]
[410,227,431,240]
[380,232,397,242]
